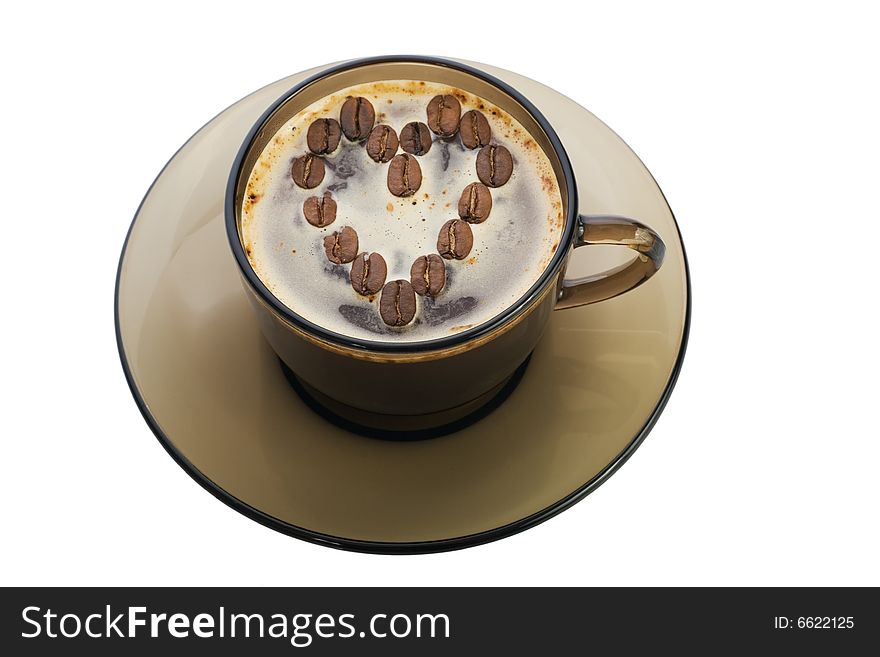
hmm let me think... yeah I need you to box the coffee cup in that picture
[226,56,665,432]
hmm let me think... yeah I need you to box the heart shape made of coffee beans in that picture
[292,94,515,329]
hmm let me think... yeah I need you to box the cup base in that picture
[280,355,532,440]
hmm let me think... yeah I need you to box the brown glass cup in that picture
[226,56,665,432]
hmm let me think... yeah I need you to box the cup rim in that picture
[225,55,578,354]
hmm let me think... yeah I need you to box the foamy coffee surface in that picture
[242,80,564,343]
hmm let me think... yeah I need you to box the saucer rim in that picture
[114,66,691,555]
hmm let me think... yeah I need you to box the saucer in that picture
[115,59,690,553]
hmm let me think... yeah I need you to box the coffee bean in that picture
[339,96,375,141]
[457,182,492,223]
[379,280,417,327]
[291,153,325,189]
[303,191,337,227]
[306,118,341,154]
[387,154,422,197]
[410,254,446,297]
[399,121,432,156]
[323,226,358,264]
[437,219,474,260]
[426,94,461,137]
[460,110,491,149]
[366,124,399,163]
[350,252,387,296]
[475,144,513,187]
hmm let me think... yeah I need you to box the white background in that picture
[2,1,878,586]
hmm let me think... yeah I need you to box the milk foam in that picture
[242,80,564,343]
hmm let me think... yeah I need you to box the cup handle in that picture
[555,214,666,310]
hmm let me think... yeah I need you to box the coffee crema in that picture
[242,80,564,343]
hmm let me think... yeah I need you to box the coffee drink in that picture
[241,80,564,343]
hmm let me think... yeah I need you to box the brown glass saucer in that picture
[115,59,690,553]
